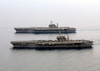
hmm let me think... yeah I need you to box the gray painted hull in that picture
[11,36,93,49]
[15,28,76,34]
[13,44,92,49]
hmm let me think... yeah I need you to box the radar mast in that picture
[67,35,69,41]
[50,20,53,24]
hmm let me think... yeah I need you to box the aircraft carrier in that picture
[14,21,76,34]
[11,35,93,49]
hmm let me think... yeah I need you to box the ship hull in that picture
[14,28,76,34]
[12,44,92,49]
[11,36,93,49]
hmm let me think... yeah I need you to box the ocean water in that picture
[0,0,100,71]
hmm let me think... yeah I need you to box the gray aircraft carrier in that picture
[11,35,93,49]
[14,21,76,34]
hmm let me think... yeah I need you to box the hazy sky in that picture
[1,0,100,5]
[0,0,100,29]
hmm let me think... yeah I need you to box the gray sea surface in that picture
[0,0,100,71]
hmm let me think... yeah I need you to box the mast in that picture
[51,20,53,24]
[57,23,58,28]
[67,35,69,41]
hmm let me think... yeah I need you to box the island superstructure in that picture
[11,35,93,49]
[14,21,76,34]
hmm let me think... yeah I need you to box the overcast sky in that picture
[0,0,100,30]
